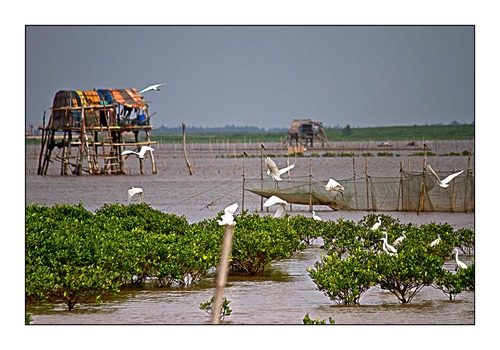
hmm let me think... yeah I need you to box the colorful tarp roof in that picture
[52,88,148,109]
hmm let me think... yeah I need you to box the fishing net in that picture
[245,169,474,212]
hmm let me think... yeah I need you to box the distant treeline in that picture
[152,124,287,134]
[149,123,474,144]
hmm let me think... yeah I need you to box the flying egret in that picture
[427,165,464,189]
[264,157,295,189]
[217,203,238,226]
[121,145,155,159]
[325,178,345,191]
[371,217,382,231]
[453,248,467,270]
[263,195,288,218]
[139,83,165,94]
[128,187,144,204]
[430,235,441,247]
[312,211,323,222]
[392,232,406,247]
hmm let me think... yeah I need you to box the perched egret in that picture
[430,235,441,247]
[371,217,382,231]
[217,203,238,226]
[128,187,144,204]
[139,83,165,94]
[312,211,323,222]
[121,145,155,159]
[453,248,467,270]
[265,157,295,189]
[427,165,464,189]
[263,195,288,218]
[381,232,398,256]
[392,232,406,247]
[325,178,345,191]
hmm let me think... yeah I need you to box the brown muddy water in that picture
[25,141,475,325]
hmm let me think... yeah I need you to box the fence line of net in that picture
[245,170,474,212]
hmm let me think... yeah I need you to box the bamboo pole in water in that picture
[417,146,427,215]
[260,144,265,211]
[242,152,246,211]
[365,156,369,211]
[37,111,46,175]
[212,224,234,324]
[309,158,313,212]
[182,123,194,175]
[353,157,359,210]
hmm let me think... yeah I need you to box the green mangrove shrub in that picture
[230,212,305,275]
[310,214,475,304]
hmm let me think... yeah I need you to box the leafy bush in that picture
[26,203,308,310]
[309,214,475,304]
[230,212,304,275]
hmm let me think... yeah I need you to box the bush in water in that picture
[25,203,307,309]
[309,214,475,304]
[229,211,306,275]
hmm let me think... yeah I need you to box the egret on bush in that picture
[312,211,323,222]
[392,232,406,247]
[265,157,295,189]
[263,195,288,218]
[453,248,467,270]
[430,235,441,247]
[427,165,464,189]
[128,187,144,204]
[218,203,238,226]
[381,231,398,256]
[371,216,382,231]
[121,145,155,159]
[139,83,165,94]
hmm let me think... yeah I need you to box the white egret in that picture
[121,145,155,159]
[312,211,323,222]
[453,248,467,270]
[427,165,464,189]
[264,157,295,188]
[392,232,406,247]
[263,195,288,218]
[381,232,398,256]
[217,203,238,226]
[371,216,382,231]
[139,83,165,94]
[430,235,441,247]
[128,187,144,204]
[325,178,345,191]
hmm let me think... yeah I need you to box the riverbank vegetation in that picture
[26,124,474,146]
[26,204,474,311]
[149,124,474,144]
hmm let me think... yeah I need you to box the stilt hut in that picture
[37,88,157,175]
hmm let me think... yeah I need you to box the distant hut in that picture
[37,88,157,175]
[286,119,330,152]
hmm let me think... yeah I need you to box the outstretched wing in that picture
[441,170,464,185]
[426,165,442,183]
[128,187,143,203]
[140,83,165,94]
[278,163,295,176]
[274,204,285,218]
[224,202,239,215]
[121,150,137,156]
[138,145,155,156]
[325,178,344,191]
[265,157,280,177]
[263,195,287,208]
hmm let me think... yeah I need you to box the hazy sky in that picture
[26,25,474,130]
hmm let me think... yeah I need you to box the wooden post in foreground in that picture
[182,123,194,175]
[212,224,235,324]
